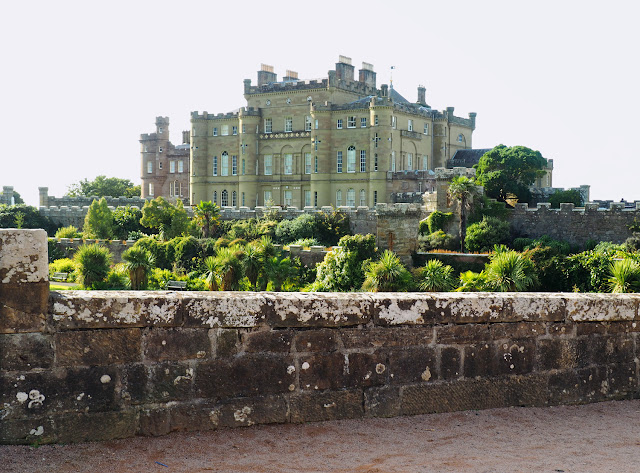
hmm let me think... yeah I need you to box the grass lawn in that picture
[50,283,81,290]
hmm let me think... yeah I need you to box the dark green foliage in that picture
[564,245,625,292]
[73,244,112,289]
[549,189,584,209]
[83,198,114,239]
[275,213,317,243]
[362,250,413,292]
[112,206,144,240]
[484,248,537,292]
[465,217,511,252]
[517,235,572,256]
[584,239,598,251]
[419,230,458,251]
[624,233,640,252]
[173,236,200,272]
[628,219,640,233]
[425,211,453,234]
[314,209,352,246]
[67,175,139,198]
[512,238,534,252]
[311,234,376,292]
[0,204,59,235]
[523,246,567,291]
[140,197,189,239]
[48,239,69,263]
[414,259,456,292]
[418,220,429,236]
[132,237,174,270]
[474,144,548,203]
[468,196,509,225]
[607,259,640,293]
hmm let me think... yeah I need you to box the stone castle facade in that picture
[140,117,190,202]
[189,56,477,209]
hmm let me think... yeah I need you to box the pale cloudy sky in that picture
[2,0,639,206]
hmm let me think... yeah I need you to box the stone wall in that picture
[3,229,640,445]
[51,238,136,264]
[510,202,640,247]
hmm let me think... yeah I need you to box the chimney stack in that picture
[358,62,376,89]
[283,70,299,82]
[417,85,426,105]
[257,64,277,86]
[335,55,354,82]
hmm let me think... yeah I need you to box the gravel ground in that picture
[2,400,640,473]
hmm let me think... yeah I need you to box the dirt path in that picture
[3,400,640,472]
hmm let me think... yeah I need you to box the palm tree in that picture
[447,176,477,253]
[257,236,278,291]
[484,249,537,292]
[415,259,456,292]
[265,256,295,291]
[362,250,413,292]
[607,258,640,293]
[121,247,155,290]
[214,246,244,291]
[203,256,219,291]
[193,201,221,239]
[73,243,112,289]
[242,242,263,290]
[455,270,487,292]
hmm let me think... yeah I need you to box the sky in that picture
[2,0,639,207]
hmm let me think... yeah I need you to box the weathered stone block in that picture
[0,229,48,284]
[463,343,493,378]
[341,326,433,349]
[436,324,490,345]
[263,292,372,327]
[213,395,288,428]
[147,362,194,402]
[0,416,56,445]
[343,352,388,388]
[49,291,182,329]
[299,353,346,391]
[535,338,577,371]
[576,335,607,368]
[0,332,54,370]
[510,293,566,322]
[56,410,137,443]
[243,329,293,353]
[364,385,401,418]
[214,328,240,358]
[183,292,267,328]
[372,293,436,325]
[566,293,638,322]
[548,322,575,337]
[576,322,607,336]
[143,328,210,362]
[492,339,535,375]
[440,346,462,380]
[138,407,171,437]
[607,363,637,398]
[435,293,511,324]
[168,402,220,433]
[120,363,147,404]
[195,354,295,400]
[549,367,608,405]
[387,347,436,384]
[0,282,48,333]
[55,329,141,366]
[605,321,640,334]
[290,389,364,423]
[490,322,546,340]
[294,329,339,352]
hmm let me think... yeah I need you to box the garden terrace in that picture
[2,229,640,444]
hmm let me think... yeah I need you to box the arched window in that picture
[458,133,465,144]
[213,191,218,204]
[232,191,237,207]
[347,188,356,207]
[221,152,229,176]
[347,146,356,173]
[336,189,342,207]
[221,190,228,207]
[359,189,366,207]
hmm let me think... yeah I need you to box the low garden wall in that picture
[2,230,640,444]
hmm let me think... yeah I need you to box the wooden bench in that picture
[166,280,187,291]
[51,272,69,282]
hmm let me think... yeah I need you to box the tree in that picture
[203,256,220,291]
[112,206,145,240]
[311,234,376,292]
[265,256,296,291]
[549,189,584,209]
[83,197,114,239]
[465,216,511,253]
[484,248,537,292]
[213,246,244,291]
[448,176,478,253]
[361,250,413,292]
[193,201,221,238]
[67,176,139,198]
[242,242,263,290]
[121,247,154,290]
[140,197,189,239]
[415,259,456,292]
[607,259,640,293]
[474,145,548,203]
[74,243,112,289]
[0,204,58,235]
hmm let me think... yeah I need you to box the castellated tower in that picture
[140,117,190,202]
[187,56,476,209]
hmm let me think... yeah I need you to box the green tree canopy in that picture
[112,206,145,240]
[67,175,140,198]
[548,189,584,209]
[448,176,478,253]
[140,197,189,239]
[474,145,548,203]
[83,197,114,239]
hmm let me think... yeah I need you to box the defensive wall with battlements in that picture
[2,229,639,445]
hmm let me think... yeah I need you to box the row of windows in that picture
[212,152,239,176]
[336,189,367,207]
[147,161,184,174]
[211,189,374,209]
[208,125,244,137]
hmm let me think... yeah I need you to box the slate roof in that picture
[448,149,492,168]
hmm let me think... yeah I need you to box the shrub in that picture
[607,259,640,293]
[73,243,112,289]
[104,264,130,290]
[112,206,144,240]
[55,225,81,239]
[512,237,534,252]
[49,258,78,282]
[83,198,114,239]
[419,230,458,251]
[275,214,317,244]
[549,189,584,209]
[465,217,511,253]
[418,220,430,236]
[414,259,456,292]
[625,233,640,252]
[48,239,69,263]
[127,231,146,241]
[361,250,413,292]
[456,270,487,292]
[484,248,537,292]
[122,246,155,290]
[148,268,182,290]
[425,211,453,234]
[173,236,200,272]
[315,209,351,247]
[290,238,320,248]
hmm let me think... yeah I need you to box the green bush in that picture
[425,211,453,234]
[49,258,78,282]
[362,250,413,292]
[173,236,200,272]
[484,248,537,292]
[133,237,172,270]
[48,239,69,262]
[73,243,112,289]
[418,220,430,236]
[55,225,82,239]
[290,238,320,248]
[625,233,640,252]
[112,206,145,240]
[512,237,534,252]
[315,209,351,247]
[414,259,456,292]
[148,268,183,290]
[549,189,584,209]
[275,214,317,243]
[465,217,511,252]
[419,230,458,251]
[104,264,130,290]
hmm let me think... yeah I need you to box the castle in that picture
[186,56,477,209]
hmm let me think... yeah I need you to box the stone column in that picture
[0,229,49,333]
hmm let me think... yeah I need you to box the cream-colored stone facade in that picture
[140,117,190,203]
[190,57,476,209]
